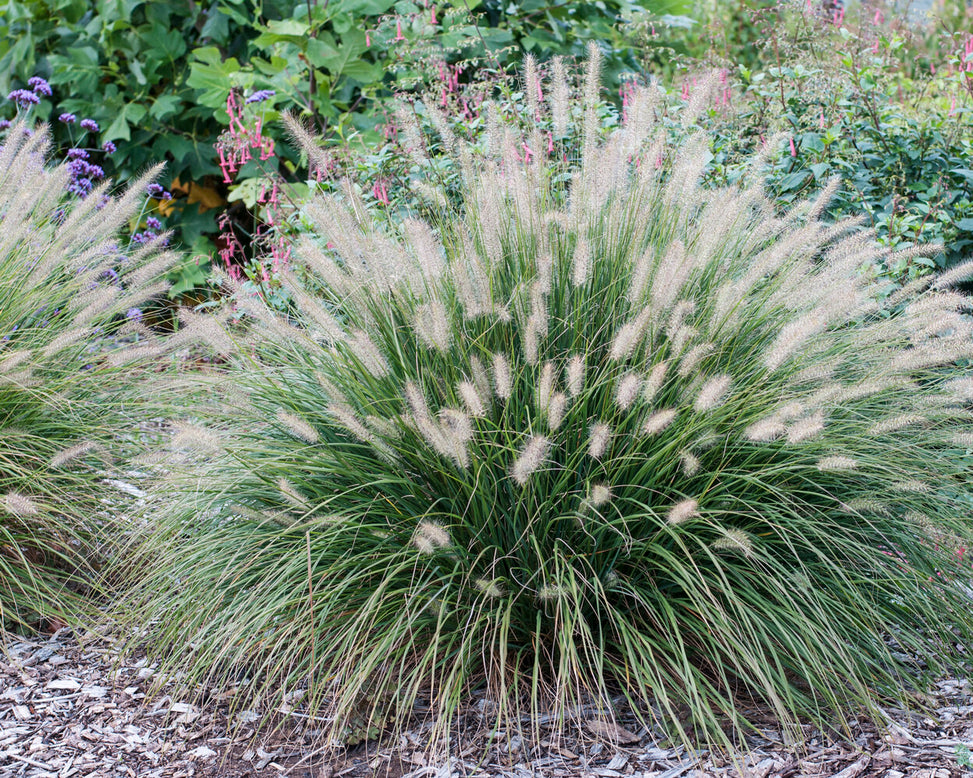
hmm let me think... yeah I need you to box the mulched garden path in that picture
[3,627,973,778]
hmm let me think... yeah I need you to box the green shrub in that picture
[0,123,176,631]
[118,51,973,749]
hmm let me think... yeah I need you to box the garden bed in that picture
[2,628,973,778]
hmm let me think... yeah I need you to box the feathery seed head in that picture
[276,409,320,444]
[868,415,927,436]
[278,478,309,509]
[668,498,699,525]
[475,578,505,599]
[329,402,379,449]
[538,361,555,412]
[643,361,668,403]
[589,483,611,508]
[492,353,512,400]
[170,423,223,453]
[892,480,932,493]
[4,492,39,516]
[413,520,452,554]
[588,422,612,460]
[840,498,890,516]
[347,329,390,378]
[744,417,786,443]
[572,237,591,288]
[615,372,642,411]
[763,314,825,372]
[642,408,677,436]
[711,529,754,557]
[694,375,732,413]
[566,355,585,398]
[551,56,570,139]
[50,441,100,468]
[786,412,826,444]
[458,381,488,418]
[680,450,701,477]
[415,299,452,353]
[512,435,550,486]
[469,357,492,402]
[610,307,652,362]
[547,392,568,431]
[951,432,973,448]
[944,377,973,404]
[816,455,858,472]
[677,343,713,378]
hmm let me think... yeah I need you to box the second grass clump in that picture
[119,51,973,748]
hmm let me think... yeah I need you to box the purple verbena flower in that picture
[245,89,276,104]
[67,177,93,197]
[146,216,162,231]
[146,183,164,197]
[0,119,10,131]
[59,113,77,124]
[79,118,99,132]
[103,140,116,154]
[66,148,90,160]
[28,77,52,97]
[7,89,40,107]
[126,308,143,322]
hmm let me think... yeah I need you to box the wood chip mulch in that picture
[3,628,973,778]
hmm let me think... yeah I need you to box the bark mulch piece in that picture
[3,628,973,777]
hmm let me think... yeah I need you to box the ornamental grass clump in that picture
[0,123,176,631]
[120,51,973,749]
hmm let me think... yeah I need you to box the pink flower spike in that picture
[872,40,880,54]
[547,131,554,155]
[430,6,436,24]
[521,143,533,164]
[395,18,405,42]
[931,62,936,75]
[874,9,883,24]
[949,96,957,116]
[819,110,826,129]
[366,30,371,47]
[372,180,389,205]
[789,137,797,157]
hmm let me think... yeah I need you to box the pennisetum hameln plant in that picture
[0,122,178,631]
[117,48,973,750]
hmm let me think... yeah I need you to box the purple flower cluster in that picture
[146,182,172,200]
[65,148,106,198]
[27,77,52,97]
[59,113,76,124]
[79,118,99,133]
[7,89,40,108]
[103,141,116,154]
[245,89,276,104]
[131,212,167,246]
[6,77,52,109]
